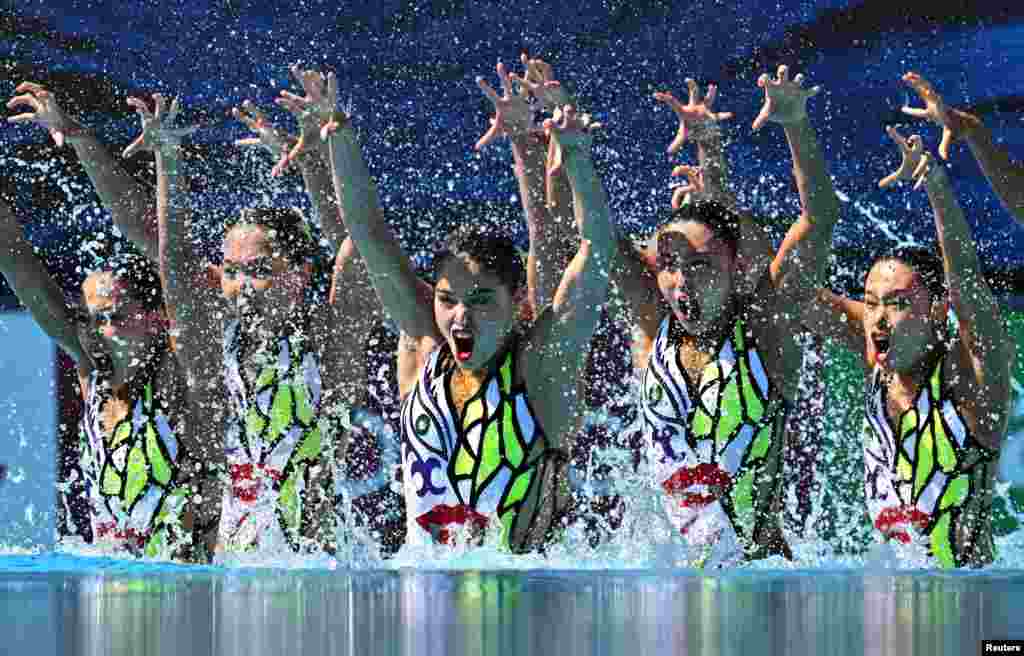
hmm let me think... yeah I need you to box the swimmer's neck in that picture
[237,303,299,342]
[674,299,738,352]
[108,337,163,389]
[883,339,943,395]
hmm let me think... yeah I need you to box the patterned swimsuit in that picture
[80,362,185,557]
[863,353,998,567]
[640,315,789,564]
[401,338,550,549]
[219,318,339,553]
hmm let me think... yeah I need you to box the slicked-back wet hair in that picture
[873,247,947,302]
[225,207,319,266]
[433,224,527,295]
[98,252,164,312]
[656,200,740,257]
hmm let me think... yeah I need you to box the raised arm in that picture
[233,66,347,251]
[474,57,578,316]
[0,199,86,364]
[608,233,661,368]
[7,82,159,261]
[521,107,613,440]
[902,72,1024,224]
[123,95,222,385]
[656,80,773,296]
[901,135,1012,445]
[322,76,435,345]
[752,67,840,308]
[519,56,581,311]
[238,68,381,402]
[801,289,866,357]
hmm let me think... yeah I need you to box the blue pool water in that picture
[2,554,1022,656]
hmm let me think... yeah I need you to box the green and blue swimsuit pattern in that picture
[81,368,185,557]
[640,315,789,563]
[401,338,548,550]
[864,352,998,567]
[220,319,335,553]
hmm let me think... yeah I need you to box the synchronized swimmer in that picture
[0,59,1019,567]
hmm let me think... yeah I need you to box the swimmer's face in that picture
[434,255,517,371]
[222,224,310,320]
[863,259,938,371]
[655,222,736,334]
[81,272,164,353]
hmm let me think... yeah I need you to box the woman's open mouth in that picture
[872,333,891,364]
[452,328,475,362]
[674,294,701,324]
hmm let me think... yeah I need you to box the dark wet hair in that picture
[225,207,319,265]
[872,247,947,301]
[432,224,527,294]
[657,200,740,256]
[96,252,164,312]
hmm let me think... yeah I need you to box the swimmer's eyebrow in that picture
[465,288,496,300]
[84,300,115,314]
[223,255,274,267]
[866,287,918,301]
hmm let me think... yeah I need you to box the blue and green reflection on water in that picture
[1,558,1022,656]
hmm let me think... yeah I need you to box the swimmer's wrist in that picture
[157,148,182,175]
[63,121,93,144]
[948,108,982,140]
[690,120,723,146]
[922,163,948,191]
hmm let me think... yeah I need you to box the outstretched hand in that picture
[517,54,571,114]
[543,105,601,207]
[474,61,534,150]
[670,164,706,209]
[878,127,925,189]
[123,94,198,159]
[900,72,980,161]
[275,65,344,166]
[232,100,296,177]
[6,82,76,146]
[653,79,733,153]
[878,127,940,191]
[751,66,821,131]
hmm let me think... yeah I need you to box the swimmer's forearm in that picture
[561,149,613,251]
[327,126,428,335]
[155,149,202,310]
[0,205,85,362]
[514,134,571,312]
[783,119,839,230]
[695,134,735,205]
[513,134,553,311]
[326,128,400,275]
[925,166,1010,405]
[326,127,383,242]
[964,124,1024,225]
[67,129,157,262]
[298,150,346,248]
[924,168,985,291]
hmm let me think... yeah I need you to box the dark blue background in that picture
[1,0,1023,296]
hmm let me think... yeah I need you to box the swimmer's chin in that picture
[672,308,704,332]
